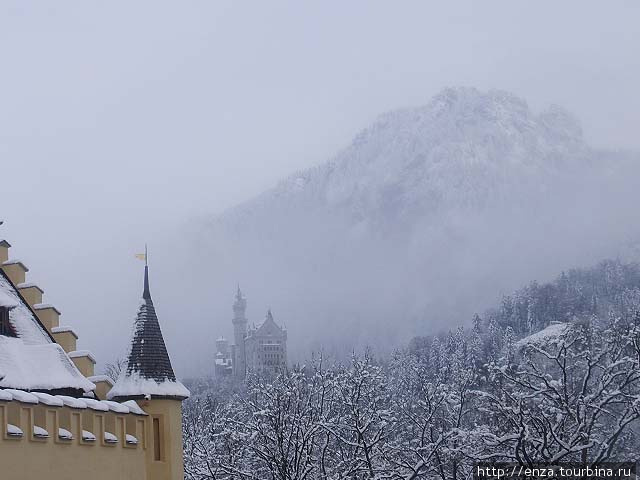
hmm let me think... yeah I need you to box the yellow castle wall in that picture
[0,399,185,480]
[0,402,147,479]
[141,399,185,480]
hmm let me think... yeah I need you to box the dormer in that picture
[0,305,17,337]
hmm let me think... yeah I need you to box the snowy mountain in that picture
[218,87,591,232]
[188,87,639,366]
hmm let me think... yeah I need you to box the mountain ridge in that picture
[189,87,639,364]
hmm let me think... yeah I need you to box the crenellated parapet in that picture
[0,390,150,478]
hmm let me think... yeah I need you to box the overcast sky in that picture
[1,1,639,375]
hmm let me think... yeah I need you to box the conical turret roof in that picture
[108,265,189,400]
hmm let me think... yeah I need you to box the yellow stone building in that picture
[0,237,189,479]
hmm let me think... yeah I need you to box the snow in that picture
[0,390,145,415]
[67,350,96,363]
[32,303,60,314]
[0,274,54,344]
[57,395,88,409]
[31,391,64,406]
[51,325,79,338]
[108,371,190,400]
[0,336,95,392]
[7,423,23,437]
[3,389,38,404]
[2,259,29,270]
[104,431,118,444]
[58,428,73,440]
[101,400,129,414]
[33,425,49,438]
[87,375,113,385]
[515,322,571,349]
[0,288,19,308]
[16,282,43,292]
[82,398,109,412]
[82,430,96,442]
[125,434,139,445]
[122,400,147,415]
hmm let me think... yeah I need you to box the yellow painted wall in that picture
[141,399,185,480]
[0,399,185,480]
[0,402,148,479]
[71,355,95,377]
[17,285,43,306]
[52,330,77,352]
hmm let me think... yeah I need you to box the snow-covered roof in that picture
[2,259,29,271]
[51,325,79,338]
[515,322,571,349]
[88,375,113,387]
[108,371,190,400]
[0,271,53,344]
[0,336,95,393]
[249,309,286,338]
[16,282,44,293]
[32,303,61,314]
[0,269,94,394]
[68,350,97,363]
[109,266,189,401]
[0,389,147,414]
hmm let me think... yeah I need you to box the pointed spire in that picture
[142,245,151,300]
[236,283,242,300]
[143,266,151,300]
[108,258,189,401]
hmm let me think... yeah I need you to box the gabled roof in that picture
[251,309,286,337]
[108,266,189,401]
[0,269,94,394]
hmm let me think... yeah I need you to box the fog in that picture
[1,1,639,376]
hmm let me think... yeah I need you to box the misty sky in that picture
[1,1,639,375]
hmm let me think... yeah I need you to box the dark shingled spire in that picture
[124,265,176,383]
[143,265,151,300]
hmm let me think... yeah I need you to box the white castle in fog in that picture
[214,287,287,380]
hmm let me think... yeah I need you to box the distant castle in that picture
[214,287,287,380]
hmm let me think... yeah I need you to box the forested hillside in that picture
[183,260,640,479]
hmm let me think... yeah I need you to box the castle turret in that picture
[232,285,248,379]
[108,262,189,480]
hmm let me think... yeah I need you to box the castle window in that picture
[153,417,163,461]
[0,306,16,337]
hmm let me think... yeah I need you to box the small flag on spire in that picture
[135,244,148,265]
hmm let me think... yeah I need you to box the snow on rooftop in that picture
[121,400,147,415]
[16,282,43,292]
[0,392,148,415]
[0,287,19,308]
[515,322,571,349]
[67,350,96,363]
[0,274,51,344]
[32,303,60,314]
[51,325,79,338]
[87,375,113,386]
[2,259,29,270]
[108,371,190,400]
[0,337,95,393]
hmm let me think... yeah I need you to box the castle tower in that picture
[232,285,248,379]
[109,262,190,480]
